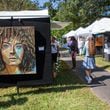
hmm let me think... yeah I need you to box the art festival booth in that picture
[0,10,53,90]
[91,18,110,60]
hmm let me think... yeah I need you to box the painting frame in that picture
[0,17,53,86]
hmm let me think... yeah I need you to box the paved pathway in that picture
[60,50,110,105]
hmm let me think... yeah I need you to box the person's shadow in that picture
[0,95,28,109]
[93,75,110,83]
[76,57,110,87]
[90,65,110,86]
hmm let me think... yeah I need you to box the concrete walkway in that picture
[60,50,110,105]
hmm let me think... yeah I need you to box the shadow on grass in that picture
[0,85,87,102]
[100,65,110,70]
[0,59,87,97]
[1,53,110,109]
[15,59,88,95]
[1,55,110,97]
[0,95,28,109]
[93,75,110,82]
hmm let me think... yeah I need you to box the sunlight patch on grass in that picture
[95,56,110,72]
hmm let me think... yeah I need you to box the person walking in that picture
[69,36,78,71]
[82,34,96,84]
[78,36,85,55]
[67,37,72,54]
[51,36,59,78]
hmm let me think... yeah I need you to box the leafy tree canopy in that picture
[0,0,39,10]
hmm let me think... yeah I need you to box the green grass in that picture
[95,55,110,71]
[0,61,110,110]
[79,55,110,71]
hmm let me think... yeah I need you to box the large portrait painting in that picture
[0,26,36,75]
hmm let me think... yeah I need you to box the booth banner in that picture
[0,26,36,75]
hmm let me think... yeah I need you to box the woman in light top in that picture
[51,36,59,78]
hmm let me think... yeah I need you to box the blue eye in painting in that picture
[15,44,23,50]
[2,43,10,49]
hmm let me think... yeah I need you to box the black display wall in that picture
[0,17,53,86]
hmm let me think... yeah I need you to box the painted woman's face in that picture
[1,38,24,66]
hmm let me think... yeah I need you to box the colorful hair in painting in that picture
[0,26,36,74]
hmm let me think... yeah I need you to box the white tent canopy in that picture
[75,27,85,36]
[76,20,98,36]
[62,30,76,38]
[92,17,110,34]
[85,20,99,33]
[75,18,110,36]
[77,28,89,36]
[0,9,49,19]
[83,20,99,35]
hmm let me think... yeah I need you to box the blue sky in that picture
[38,0,49,6]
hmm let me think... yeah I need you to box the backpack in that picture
[88,37,96,56]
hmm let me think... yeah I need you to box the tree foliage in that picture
[42,0,62,19]
[0,0,39,10]
[0,0,110,39]
[55,0,110,27]
[50,0,110,38]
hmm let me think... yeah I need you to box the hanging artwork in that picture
[95,37,104,47]
[0,26,36,75]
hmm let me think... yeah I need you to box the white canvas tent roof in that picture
[77,28,89,36]
[0,9,49,19]
[62,30,76,38]
[76,20,98,36]
[75,27,84,36]
[92,17,110,34]
[84,20,99,34]
[0,10,71,30]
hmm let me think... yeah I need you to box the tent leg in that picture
[16,83,20,95]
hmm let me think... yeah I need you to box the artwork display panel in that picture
[0,26,36,75]
[0,17,52,86]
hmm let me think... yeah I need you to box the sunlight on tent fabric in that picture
[82,20,99,36]
[76,21,98,37]
[75,18,110,36]
[0,9,49,19]
[75,27,85,36]
[76,28,89,37]
[85,20,98,33]
[92,17,110,34]
[62,30,76,38]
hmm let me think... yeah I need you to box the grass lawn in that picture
[80,55,110,71]
[0,61,110,110]
[95,55,110,71]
